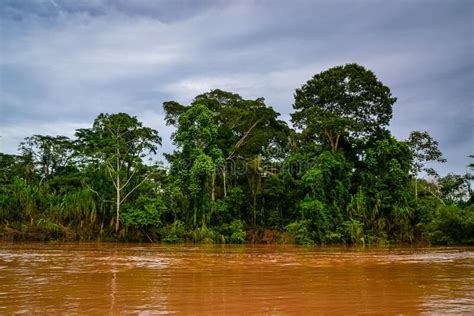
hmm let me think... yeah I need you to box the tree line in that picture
[1,64,473,244]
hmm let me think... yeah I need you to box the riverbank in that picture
[2,225,470,246]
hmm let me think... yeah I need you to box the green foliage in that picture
[407,130,446,177]
[160,220,186,243]
[298,198,329,242]
[423,204,474,245]
[223,187,245,219]
[228,220,247,243]
[301,151,351,226]
[0,64,470,245]
[217,219,247,243]
[355,132,415,241]
[341,219,365,244]
[438,173,471,204]
[174,103,218,149]
[36,217,65,239]
[406,131,447,201]
[190,226,225,244]
[19,135,74,179]
[75,112,162,232]
[285,220,314,245]
[292,63,395,152]
[121,195,166,229]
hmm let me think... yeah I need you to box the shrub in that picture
[160,220,186,243]
[121,195,166,229]
[285,220,314,245]
[340,219,365,244]
[424,204,474,245]
[228,220,246,243]
[190,225,225,243]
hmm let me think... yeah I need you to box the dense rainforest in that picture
[1,64,473,245]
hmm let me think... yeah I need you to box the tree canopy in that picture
[75,113,162,232]
[1,64,472,245]
[292,64,396,152]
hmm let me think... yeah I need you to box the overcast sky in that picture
[1,0,472,175]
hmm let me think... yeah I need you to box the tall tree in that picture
[438,173,471,204]
[467,155,474,204]
[19,135,74,180]
[292,64,396,153]
[164,89,289,226]
[406,131,446,199]
[192,90,288,206]
[358,131,413,240]
[467,155,474,171]
[169,103,223,227]
[75,113,161,232]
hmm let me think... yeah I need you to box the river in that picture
[0,242,472,314]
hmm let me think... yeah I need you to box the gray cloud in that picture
[1,0,472,175]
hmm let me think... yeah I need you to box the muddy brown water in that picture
[0,242,473,314]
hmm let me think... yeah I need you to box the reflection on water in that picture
[0,243,473,314]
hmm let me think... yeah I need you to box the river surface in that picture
[0,243,473,314]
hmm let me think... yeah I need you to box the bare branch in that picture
[120,167,138,191]
[105,161,118,190]
[226,118,263,161]
[120,172,153,204]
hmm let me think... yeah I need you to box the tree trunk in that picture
[115,173,120,232]
[223,165,227,197]
[324,129,341,153]
[253,192,257,226]
[334,134,340,153]
[115,148,121,233]
[414,177,418,201]
[251,156,261,226]
[211,170,216,218]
